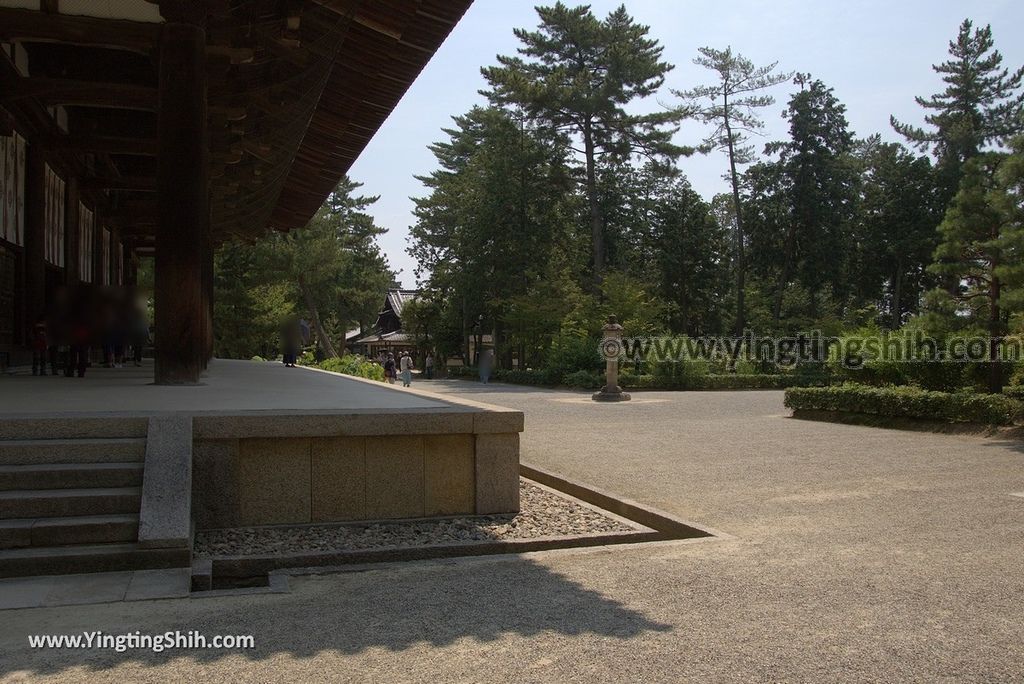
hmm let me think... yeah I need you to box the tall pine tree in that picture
[891,19,1024,201]
[673,47,791,334]
[482,3,685,285]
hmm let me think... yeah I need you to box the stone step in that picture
[0,463,144,491]
[0,543,190,578]
[0,438,146,465]
[0,417,148,441]
[0,514,139,549]
[0,487,141,520]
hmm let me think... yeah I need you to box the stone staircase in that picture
[0,418,190,577]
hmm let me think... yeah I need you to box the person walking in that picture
[400,351,413,387]
[281,319,302,367]
[30,317,49,376]
[383,352,397,384]
[479,348,493,384]
[424,352,434,380]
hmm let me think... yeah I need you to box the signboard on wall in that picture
[0,133,26,247]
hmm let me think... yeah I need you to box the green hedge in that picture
[785,383,1023,425]
[1004,385,1024,401]
[447,366,801,391]
[315,355,385,382]
[621,373,800,391]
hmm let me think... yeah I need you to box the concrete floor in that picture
[0,568,190,610]
[2,382,1022,682]
[0,359,449,414]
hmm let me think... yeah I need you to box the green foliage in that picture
[785,383,1022,425]
[214,244,294,360]
[482,2,686,276]
[546,333,602,378]
[214,178,392,361]
[316,355,385,382]
[1004,386,1024,400]
[891,19,1024,199]
[622,374,798,391]
[563,370,604,389]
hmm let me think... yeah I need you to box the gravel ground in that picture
[194,479,636,557]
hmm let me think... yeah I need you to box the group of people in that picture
[29,287,149,378]
[380,350,435,387]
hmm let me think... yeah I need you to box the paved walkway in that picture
[0,360,450,414]
[2,382,1022,682]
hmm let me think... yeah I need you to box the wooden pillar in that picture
[23,143,46,331]
[154,6,208,384]
[201,231,213,366]
[64,177,80,285]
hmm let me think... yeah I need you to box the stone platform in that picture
[0,360,523,574]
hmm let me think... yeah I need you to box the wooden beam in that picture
[82,176,157,192]
[1,76,158,111]
[0,8,160,54]
[52,135,158,156]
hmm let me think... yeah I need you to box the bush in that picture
[546,334,602,377]
[784,383,1023,425]
[1004,386,1024,401]
[620,373,797,390]
[494,368,562,385]
[250,355,266,362]
[446,365,477,380]
[562,370,604,389]
[316,354,385,382]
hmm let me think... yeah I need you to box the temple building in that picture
[0,1,524,583]
[0,0,472,383]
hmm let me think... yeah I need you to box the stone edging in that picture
[199,466,725,581]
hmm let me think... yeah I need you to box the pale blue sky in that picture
[347,0,1024,287]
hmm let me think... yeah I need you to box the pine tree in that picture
[651,178,730,335]
[891,19,1024,200]
[766,76,856,322]
[673,47,791,334]
[408,106,574,364]
[851,138,941,327]
[930,152,1018,392]
[482,3,685,285]
[993,138,1024,316]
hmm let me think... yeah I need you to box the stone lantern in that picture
[592,315,631,402]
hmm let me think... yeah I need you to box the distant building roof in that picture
[384,289,420,319]
[352,330,414,346]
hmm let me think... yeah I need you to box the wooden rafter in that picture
[1,76,158,111]
[0,8,160,54]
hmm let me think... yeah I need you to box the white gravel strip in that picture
[195,480,637,557]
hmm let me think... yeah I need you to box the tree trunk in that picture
[582,119,604,288]
[890,259,903,330]
[988,275,1003,394]
[773,224,797,323]
[298,277,338,358]
[723,96,747,335]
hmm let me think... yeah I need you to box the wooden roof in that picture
[0,0,473,250]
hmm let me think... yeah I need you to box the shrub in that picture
[446,365,477,380]
[617,374,798,390]
[784,383,1023,425]
[546,334,602,377]
[562,370,604,389]
[493,368,562,386]
[316,354,384,382]
[1004,386,1024,401]
[250,355,266,362]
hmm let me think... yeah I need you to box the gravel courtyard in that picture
[3,383,1022,682]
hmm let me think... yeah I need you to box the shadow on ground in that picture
[0,557,670,677]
